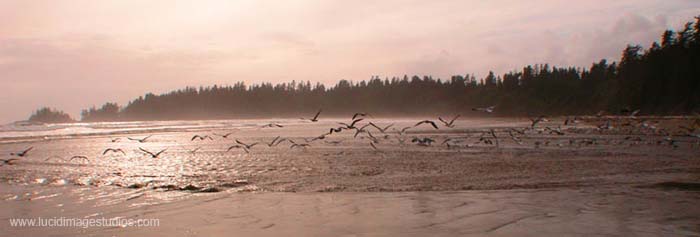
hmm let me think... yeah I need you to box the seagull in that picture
[128,135,152,143]
[289,140,311,149]
[191,135,213,141]
[139,148,167,158]
[110,138,121,143]
[414,120,439,129]
[262,123,284,128]
[352,112,371,120]
[438,115,460,128]
[69,156,90,162]
[339,118,364,129]
[302,109,322,122]
[324,140,343,145]
[368,122,394,133]
[267,136,287,147]
[235,139,259,150]
[10,147,33,157]
[102,148,126,155]
[329,127,346,134]
[227,145,249,153]
[529,116,547,128]
[306,134,328,143]
[472,106,495,113]
[393,126,412,136]
[411,137,435,146]
[213,132,234,139]
[0,158,18,166]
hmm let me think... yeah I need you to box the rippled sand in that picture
[0,117,699,236]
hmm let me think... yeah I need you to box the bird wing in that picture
[235,139,247,146]
[155,149,167,157]
[350,118,364,127]
[139,147,155,157]
[438,117,448,125]
[450,115,461,124]
[23,147,34,154]
[312,110,322,120]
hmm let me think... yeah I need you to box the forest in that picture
[65,16,700,121]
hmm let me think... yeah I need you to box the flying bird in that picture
[411,137,435,146]
[267,136,287,147]
[394,126,412,135]
[191,135,213,141]
[128,135,152,143]
[289,140,311,149]
[368,122,394,133]
[139,148,167,158]
[262,123,284,128]
[472,106,495,113]
[227,145,249,153]
[10,147,33,157]
[338,118,364,129]
[213,132,234,138]
[438,115,460,128]
[110,138,121,143]
[69,156,90,162]
[302,109,322,122]
[0,158,18,166]
[324,140,343,145]
[352,112,371,120]
[102,148,126,156]
[235,139,259,149]
[414,120,439,129]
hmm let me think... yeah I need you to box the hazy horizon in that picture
[2,0,700,123]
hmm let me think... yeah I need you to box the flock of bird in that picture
[2,107,699,167]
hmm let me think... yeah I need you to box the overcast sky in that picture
[1,0,699,123]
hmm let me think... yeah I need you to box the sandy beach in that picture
[1,117,699,236]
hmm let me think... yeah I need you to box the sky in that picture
[1,0,699,123]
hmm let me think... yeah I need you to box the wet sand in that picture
[2,184,699,236]
[0,117,699,236]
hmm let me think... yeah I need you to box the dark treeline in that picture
[79,17,700,121]
[28,107,76,123]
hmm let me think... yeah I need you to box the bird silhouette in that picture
[0,158,18,166]
[472,106,495,113]
[262,123,284,128]
[235,139,259,149]
[191,135,213,141]
[214,132,234,138]
[139,148,167,158]
[338,118,364,129]
[10,147,33,157]
[302,109,322,122]
[103,148,126,155]
[438,115,460,128]
[352,112,371,120]
[128,135,152,143]
[414,120,439,129]
[368,122,394,133]
[69,156,90,162]
[267,136,287,147]
[227,145,249,153]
